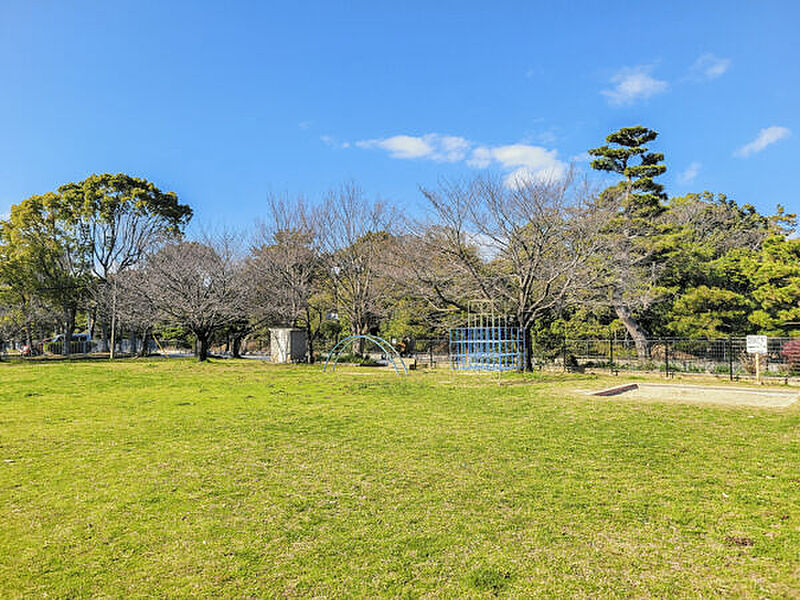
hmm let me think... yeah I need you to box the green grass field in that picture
[0,360,798,598]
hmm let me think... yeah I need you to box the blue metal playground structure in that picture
[449,303,526,371]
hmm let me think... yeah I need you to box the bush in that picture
[779,339,800,372]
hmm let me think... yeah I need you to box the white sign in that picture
[746,335,768,354]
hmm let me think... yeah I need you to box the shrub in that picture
[779,339,800,372]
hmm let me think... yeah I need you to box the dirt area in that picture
[590,383,798,408]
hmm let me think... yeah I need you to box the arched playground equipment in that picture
[323,334,408,375]
[449,301,526,371]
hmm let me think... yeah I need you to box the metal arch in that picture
[323,334,408,375]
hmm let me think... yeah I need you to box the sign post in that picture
[746,335,768,384]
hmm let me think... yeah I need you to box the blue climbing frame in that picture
[448,326,526,371]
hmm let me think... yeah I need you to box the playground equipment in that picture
[323,334,408,375]
[449,301,526,371]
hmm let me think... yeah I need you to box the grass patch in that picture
[0,360,798,597]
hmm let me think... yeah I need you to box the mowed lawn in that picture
[0,361,798,598]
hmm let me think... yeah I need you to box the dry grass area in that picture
[591,382,798,408]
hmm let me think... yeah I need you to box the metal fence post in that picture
[728,336,734,381]
[665,339,670,378]
[609,337,614,374]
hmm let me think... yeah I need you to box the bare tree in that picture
[141,234,246,361]
[112,268,160,357]
[319,183,396,354]
[246,194,324,361]
[415,173,605,370]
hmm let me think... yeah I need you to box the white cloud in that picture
[735,126,791,157]
[677,161,701,184]
[466,146,493,168]
[469,144,567,187]
[321,135,350,149]
[355,134,470,162]
[601,65,668,106]
[690,54,731,80]
[503,166,564,189]
[355,133,567,188]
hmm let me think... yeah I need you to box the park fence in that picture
[397,336,800,379]
[6,330,799,380]
[552,337,800,379]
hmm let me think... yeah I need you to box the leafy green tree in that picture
[58,173,192,280]
[588,125,667,216]
[0,174,190,356]
[657,193,774,337]
[666,286,752,337]
[0,224,41,348]
[748,232,800,335]
[60,173,192,353]
[588,126,668,358]
[1,193,93,355]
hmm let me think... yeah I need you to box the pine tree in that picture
[588,125,667,217]
[587,126,668,359]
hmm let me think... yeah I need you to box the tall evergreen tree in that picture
[588,126,668,358]
[589,125,667,217]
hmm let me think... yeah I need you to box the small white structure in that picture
[270,328,307,363]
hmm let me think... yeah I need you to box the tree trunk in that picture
[88,305,96,340]
[232,335,242,359]
[138,328,150,357]
[612,287,650,360]
[353,319,369,356]
[305,314,315,364]
[306,328,314,364]
[63,307,76,357]
[197,333,209,362]
[523,324,534,372]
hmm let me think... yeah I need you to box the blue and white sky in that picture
[1,1,798,229]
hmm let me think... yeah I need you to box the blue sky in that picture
[1,1,798,229]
